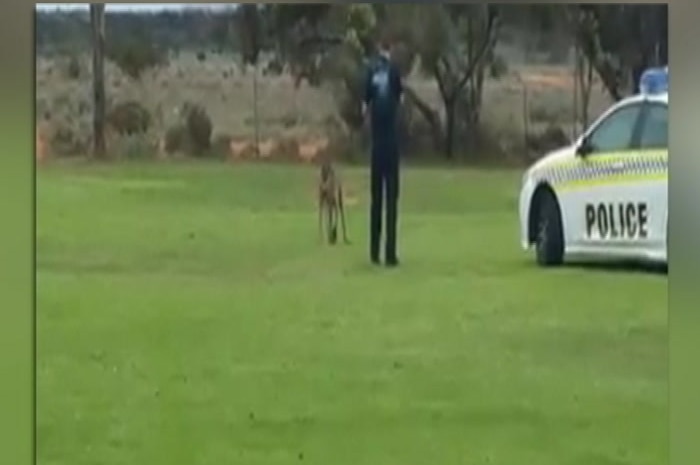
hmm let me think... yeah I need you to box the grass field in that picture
[37,161,667,465]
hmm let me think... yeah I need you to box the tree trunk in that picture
[403,85,443,153]
[580,57,593,129]
[473,65,485,126]
[444,97,456,159]
[573,45,579,138]
[252,62,260,157]
[575,46,594,133]
[466,65,485,153]
[596,61,624,102]
[657,5,668,64]
[90,4,106,158]
[522,84,529,156]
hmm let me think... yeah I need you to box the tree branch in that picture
[433,57,454,99]
[403,85,443,150]
[455,7,499,92]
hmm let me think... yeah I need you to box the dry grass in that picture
[35,51,613,161]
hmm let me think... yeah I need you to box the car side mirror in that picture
[576,138,593,157]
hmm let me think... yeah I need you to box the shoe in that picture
[385,257,400,268]
[371,256,381,266]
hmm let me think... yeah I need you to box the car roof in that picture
[620,92,668,106]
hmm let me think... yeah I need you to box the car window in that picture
[639,103,668,149]
[587,103,643,154]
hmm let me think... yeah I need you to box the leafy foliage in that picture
[107,101,151,136]
[65,55,81,80]
[183,102,213,156]
[106,37,168,80]
[236,4,265,66]
[163,103,213,157]
[39,4,668,161]
[571,4,667,101]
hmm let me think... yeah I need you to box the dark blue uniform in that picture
[364,54,403,265]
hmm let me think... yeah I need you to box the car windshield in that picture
[639,104,668,149]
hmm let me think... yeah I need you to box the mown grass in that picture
[37,161,667,465]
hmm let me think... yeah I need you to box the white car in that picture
[518,69,668,266]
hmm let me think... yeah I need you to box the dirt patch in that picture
[521,72,574,90]
[36,123,49,163]
[226,134,330,164]
[298,136,329,163]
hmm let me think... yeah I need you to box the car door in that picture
[560,101,645,253]
[633,101,668,255]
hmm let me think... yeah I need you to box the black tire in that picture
[535,191,564,266]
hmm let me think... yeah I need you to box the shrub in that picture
[112,133,157,159]
[196,51,207,62]
[107,101,151,136]
[526,124,570,155]
[50,124,87,157]
[164,124,188,154]
[211,133,232,159]
[107,39,168,80]
[77,100,90,117]
[66,55,81,80]
[528,103,560,124]
[162,104,216,157]
[489,54,508,79]
[264,58,284,77]
[182,102,212,156]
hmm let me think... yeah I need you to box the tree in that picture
[262,4,507,159]
[264,4,371,136]
[264,4,335,88]
[395,4,500,158]
[323,5,377,131]
[209,10,237,54]
[105,36,168,81]
[571,8,596,131]
[236,4,265,156]
[89,4,106,158]
[574,4,667,101]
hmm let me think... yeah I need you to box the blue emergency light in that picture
[639,66,668,95]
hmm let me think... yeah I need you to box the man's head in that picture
[377,31,393,58]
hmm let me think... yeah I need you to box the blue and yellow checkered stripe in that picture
[532,150,668,191]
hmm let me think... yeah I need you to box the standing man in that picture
[362,34,404,267]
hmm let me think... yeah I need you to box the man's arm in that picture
[362,66,373,120]
[392,63,404,103]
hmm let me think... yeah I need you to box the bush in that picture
[112,133,157,159]
[107,101,151,135]
[164,124,188,154]
[66,55,81,80]
[264,58,284,77]
[489,54,508,79]
[107,39,168,80]
[196,51,207,62]
[50,124,87,157]
[182,102,213,156]
[526,124,570,155]
[77,100,90,117]
[211,133,232,159]
[163,103,213,157]
[529,104,561,124]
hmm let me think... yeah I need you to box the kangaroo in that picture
[318,157,350,245]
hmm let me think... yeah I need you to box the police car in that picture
[519,67,668,266]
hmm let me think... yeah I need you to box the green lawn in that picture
[37,161,667,465]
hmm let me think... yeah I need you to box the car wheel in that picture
[535,191,564,266]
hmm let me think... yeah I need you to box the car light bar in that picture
[639,66,668,95]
